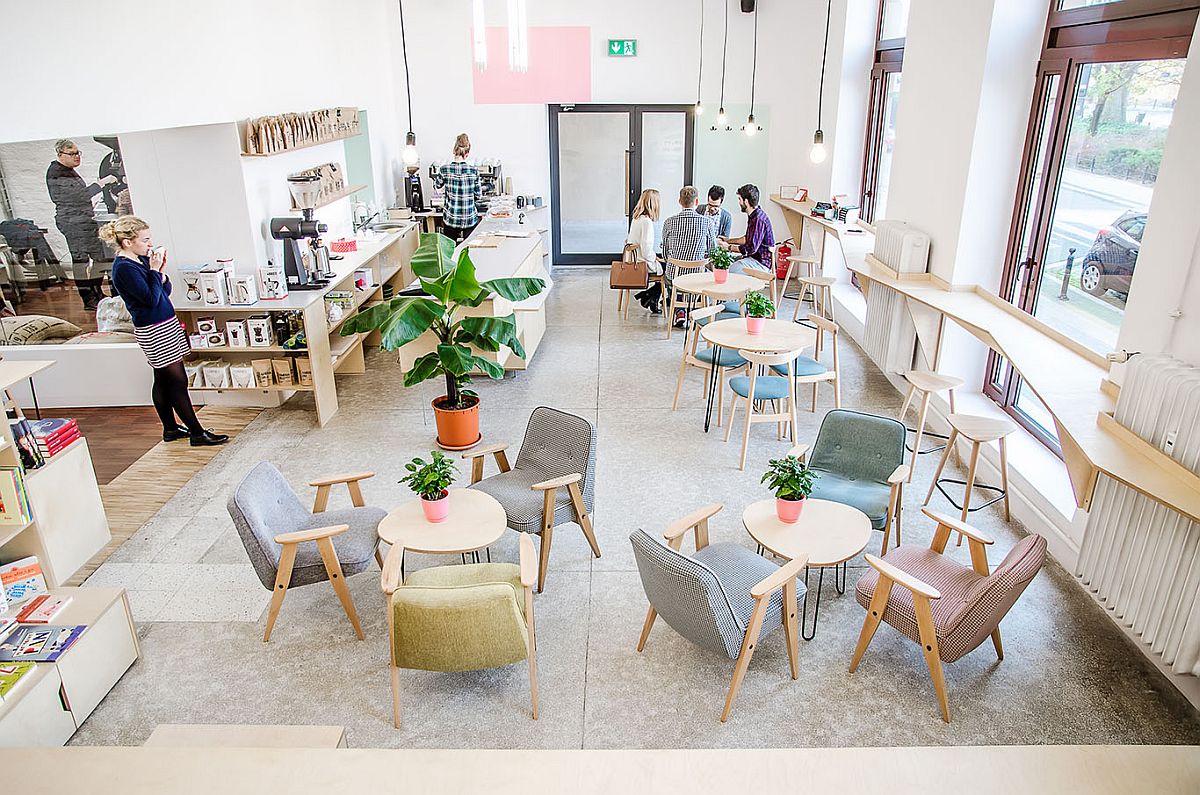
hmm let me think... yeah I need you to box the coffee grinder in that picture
[270,175,329,290]
[404,165,424,212]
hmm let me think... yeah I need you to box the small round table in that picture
[378,488,507,578]
[673,271,761,303]
[742,498,872,640]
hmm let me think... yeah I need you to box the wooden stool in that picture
[898,370,964,482]
[793,276,836,322]
[785,255,818,300]
[924,414,1015,542]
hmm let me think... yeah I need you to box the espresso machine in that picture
[270,175,329,290]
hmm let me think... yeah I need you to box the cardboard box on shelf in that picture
[251,359,274,387]
[272,359,295,387]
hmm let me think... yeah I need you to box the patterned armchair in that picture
[630,504,808,722]
[849,507,1047,721]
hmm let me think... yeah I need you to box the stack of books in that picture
[0,470,32,527]
[28,418,81,460]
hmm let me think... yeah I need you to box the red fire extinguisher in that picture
[775,239,793,280]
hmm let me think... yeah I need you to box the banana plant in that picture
[340,232,545,409]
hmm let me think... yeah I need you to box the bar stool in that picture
[793,276,836,322]
[923,413,1015,542]
[898,370,964,482]
[786,254,818,300]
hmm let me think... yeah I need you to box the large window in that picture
[860,1,908,224]
[988,0,1197,449]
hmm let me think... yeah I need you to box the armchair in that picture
[849,507,1047,721]
[381,534,539,727]
[630,504,808,722]
[227,462,384,642]
[464,407,600,593]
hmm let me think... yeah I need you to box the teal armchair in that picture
[791,409,909,555]
[380,534,539,727]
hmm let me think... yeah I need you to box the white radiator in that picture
[872,220,931,275]
[863,282,915,375]
[1076,354,1200,676]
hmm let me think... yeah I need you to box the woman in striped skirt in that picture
[103,216,227,447]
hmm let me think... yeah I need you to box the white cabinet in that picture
[0,667,75,747]
[22,440,111,587]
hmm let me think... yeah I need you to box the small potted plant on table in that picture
[743,291,775,335]
[708,246,735,284]
[402,450,458,523]
[762,454,817,524]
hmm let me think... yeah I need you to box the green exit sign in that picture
[608,39,637,57]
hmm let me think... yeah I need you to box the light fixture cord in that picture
[696,0,705,104]
[749,1,758,115]
[719,0,728,109]
[817,0,831,130]
[399,0,413,132]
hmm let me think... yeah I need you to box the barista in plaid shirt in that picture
[433,133,482,241]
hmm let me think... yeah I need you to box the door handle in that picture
[624,149,631,218]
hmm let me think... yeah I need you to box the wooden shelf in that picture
[188,345,300,355]
[241,129,360,158]
[327,286,382,334]
[290,184,367,212]
[0,519,34,548]
[25,437,87,480]
[189,384,314,393]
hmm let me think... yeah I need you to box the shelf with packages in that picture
[290,184,367,212]
[188,383,315,393]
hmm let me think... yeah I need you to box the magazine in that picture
[0,662,34,700]
[0,625,86,662]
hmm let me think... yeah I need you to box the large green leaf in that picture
[458,314,525,359]
[404,352,443,387]
[419,275,451,306]
[447,249,485,304]
[483,277,546,302]
[369,297,443,350]
[339,297,398,335]
[436,343,476,377]
[472,355,505,380]
[410,232,457,280]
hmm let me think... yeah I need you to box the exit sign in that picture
[607,39,637,57]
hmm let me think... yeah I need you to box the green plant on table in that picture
[340,232,546,410]
[708,247,736,271]
[743,290,775,319]
[761,455,818,501]
[401,451,458,500]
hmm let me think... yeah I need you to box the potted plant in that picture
[708,246,735,284]
[761,454,818,524]
[401,450,458,523]
[743,291,775,335]
[341,232,545,449]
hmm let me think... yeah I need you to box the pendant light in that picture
[712,0,730,130]
[810,0,831,163]
[508,0,529,73]
[742,0,762,136]
[399,0,419,167]
[472,0,488,70]
[694,0,705,116]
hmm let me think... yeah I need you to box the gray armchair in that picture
[465,406,601,593]
[630,504,808,722]
[228,461,386,642]
[791,408,909,556]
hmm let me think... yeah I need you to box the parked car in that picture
[1079,210,1145,297]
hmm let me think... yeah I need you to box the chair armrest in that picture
[531,472,582,491]
[381,542,406,595]
[786,443,810,462]
[864,553,941,599]
[518,534,537,588]
[274,523,349,545]
[921,507,994,545]
[461,443,509,461]
[743,268,775,283]
[751,554,809,599]
[663,503,723,543]
[888,464,910,485]
[308,471,375,488]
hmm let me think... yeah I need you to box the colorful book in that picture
[0,557,47,605]
[37,431,81,456]
[7,417,45,471]
[15,594,70,624]
[0,662,34,700]
[0,625,85,662]
[0,468,32,526]
[28,418,78,443]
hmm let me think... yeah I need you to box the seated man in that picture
[657,185,718,326]
[704,185,733,239]
[722,183,774,273]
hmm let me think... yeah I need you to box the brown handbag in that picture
[610,243,649,290]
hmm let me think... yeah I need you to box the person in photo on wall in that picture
[432,133,482,242]
[94,136,132,215]
[103,216,228,447]
[45,139,115,310]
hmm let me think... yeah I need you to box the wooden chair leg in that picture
[263,543,298,642]
[910,392,931,483]
[374,544,385,570]
[924,429,958,505]
[783,578,800,680]
[898,384,916,422]
[347,480,366,507]
[525,587,538,720]
[724,396,739,442]
[721,599,769,722]
[956,440,982,545]
[671,355,689,411]
[316,537,365,640]
[999,436,1011,521]
[312,484,331,513]
[567,482,602,559]
[849,576,893,672]
[738,393,753,471]
[637,606,657,652]
[390,665,402,728]
[666,288,675,340]
[717,368,726,427]
[913,594,951,722]
[537,487,556,593]
[471,456,485,484]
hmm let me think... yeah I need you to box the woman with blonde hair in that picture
[432,133,482,242]
[626,189,663,313]
[103,216,227,446]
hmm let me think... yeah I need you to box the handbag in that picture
[610,243,649,290]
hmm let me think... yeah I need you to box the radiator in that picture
[872,220,931,275]
[1076,354,1200,676]
[862,221,930,374]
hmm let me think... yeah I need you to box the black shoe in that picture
[162,425,190,442]
[190,430,229,447]
[649,301,663,315]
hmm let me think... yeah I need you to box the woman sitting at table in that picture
[626,189,663,314]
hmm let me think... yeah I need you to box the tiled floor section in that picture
[75,268,1200,748]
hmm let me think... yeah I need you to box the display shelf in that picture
[327,287,381,334]
[240,129,360,158]
[189,384,314,393]
[290,184,367,212]
[188,345,300,354]
[24,437,87,480]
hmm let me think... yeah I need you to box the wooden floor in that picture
[66,405,261,586]
[11,282,103,333]
[58,406,165,485]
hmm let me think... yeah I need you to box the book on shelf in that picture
[6,415,45,471]
[0,662,34,701]
[37,430,81,457]
[28,418,81,458]
[14,594,71,624]
[0,468,32,526]
[0,625,85,662]
[0,556,46,605]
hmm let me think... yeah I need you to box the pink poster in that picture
[472,27,591,104]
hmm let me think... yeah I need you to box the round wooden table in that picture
[742,497,872,639]
[378,488,507,575]
[673,271,761,302]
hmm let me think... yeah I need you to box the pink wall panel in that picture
[472,26,592,104]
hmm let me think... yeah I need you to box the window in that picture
[988,0,1197,450]
[860,0,908,224]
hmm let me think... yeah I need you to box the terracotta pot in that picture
[776,497,805,524]
[713,268,729,284]
[432,395,481,450]
[421,490,450,523]
[746,316,766,335]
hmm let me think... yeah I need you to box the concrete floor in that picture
[75,268,1200,748]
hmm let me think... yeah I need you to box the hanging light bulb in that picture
[717,107,727,126]
[695,101,704,116]
[811,0,831,163]
[398,0,419,169]
[744,114,758,137]
[472,0,488,70]
[403,131,420,167]
[694,0,705,118]
[809,130,827,163]
[507,0,529,73]
[744,2,762,139]
[715,0,728,131]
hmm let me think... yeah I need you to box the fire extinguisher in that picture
[775,239,793,280]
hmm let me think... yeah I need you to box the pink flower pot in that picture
[713,268,729,284]
[421,491,450,523]
[746,316,766,335]
[775,497,805,524]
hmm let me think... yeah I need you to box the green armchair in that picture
[380,534,539,728]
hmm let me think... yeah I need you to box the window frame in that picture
[859,2,906,224]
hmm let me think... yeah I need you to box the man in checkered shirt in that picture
[652,185,717,324]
